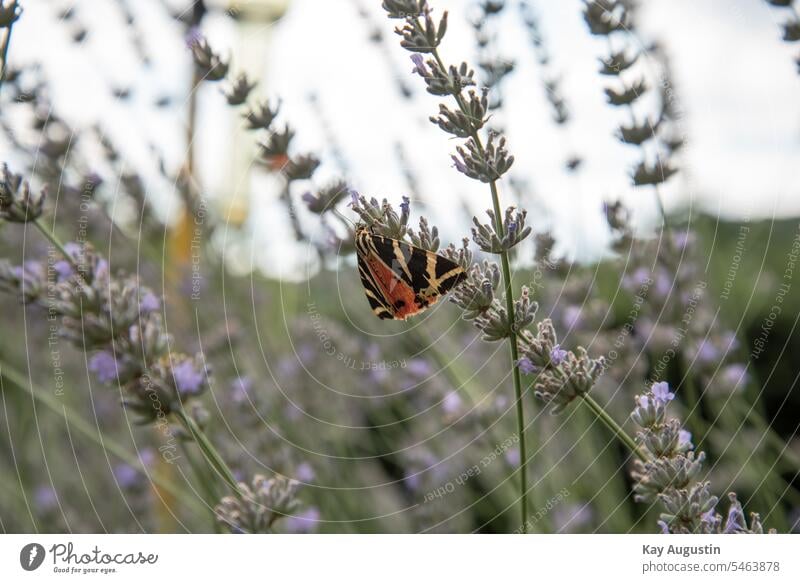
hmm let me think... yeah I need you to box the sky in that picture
[3,0,800,278]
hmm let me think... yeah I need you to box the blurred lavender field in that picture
[0,0,799,534]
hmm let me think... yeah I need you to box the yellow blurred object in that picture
[220,196,250,227]
[202,0,292,230]
[170,207,195,267]
[152,455,180,532]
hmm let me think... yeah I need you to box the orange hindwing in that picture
[355,226,466,320]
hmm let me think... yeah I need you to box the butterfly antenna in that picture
[332,207,356,229]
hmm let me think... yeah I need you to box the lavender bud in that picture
[0,164,45,223]
[452,133,514,183]
[0,0,20,27]
[224,72,257,106]
[407,216,440,252]
[583,1,629,36]
[302,180,349,214]
[215,474,301,533]
[188,34,229,82]
[243,99,280,131]
[631,159,678,186]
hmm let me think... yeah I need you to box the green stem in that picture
[407,327,529,482]
[175,408,241,497]
[651,186,708,441]
[580,393,647,462]
[653,185,669,232]
[180,440,221,506]
[33,218,81,273]
[0,17,15,96]
[677,351,706,444]
[497,224,529,531]
[422,34,530,533]
[0,361,204,512]
[187,65,200,184]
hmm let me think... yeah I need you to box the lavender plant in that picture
[632,382,773,533]
[0,163,303,531]
[0,0,795,535]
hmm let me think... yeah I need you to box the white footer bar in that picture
[1,534,798,581]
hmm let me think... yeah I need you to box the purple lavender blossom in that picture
[89,351,120,383]
[113,464,140,488]
[173,359,204,396]
[516,357,537,375]
[407,358,432,377]
[672,230,691,251]
[405,472,421,491]
[701,508,718,530]
[561,305,582,329]
[297,343,317,363]
[695,340,719,364]
[442,392,462,416]
[95,258,110,280]
[654,269,672,298]
[410,54,429,77]
[34,485,58,512]
[277,356,299,378]
[550,345,567,366]
[504,447,520,468]
[231,376,253,403]
[295,462,315,482]
[494,395,509,411]
[624,267,651,290]
[53,260,72,282]
[678,429,693,449]
[139,291,160,313]
[284,507,320,534]
[724,500,746,533]
[553,503,593,533]
[651,382,674,404]
[399,196,410,215]
[451,156,468,174]
[12,261,43,282]
[722,364,748,389]
[185,25,203,48]
[64,242,82,258]
[138,448,156,467]
[721,331,740,352]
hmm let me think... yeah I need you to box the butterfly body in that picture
[355,226,466,320]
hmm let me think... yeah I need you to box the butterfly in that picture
[355,225,467,320]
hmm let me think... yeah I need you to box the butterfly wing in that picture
[356,250,396,320]
[356,228,466,320]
